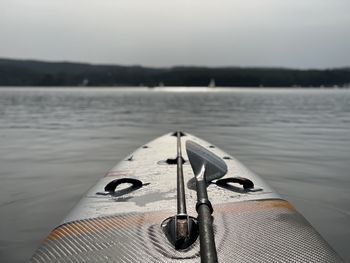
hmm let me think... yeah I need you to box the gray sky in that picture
[1,0,350,68]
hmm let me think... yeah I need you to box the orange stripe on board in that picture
[45,211,173,242]
[45,199,293,242]
[215,199,295,214]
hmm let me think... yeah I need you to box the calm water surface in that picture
[0,87,349,262]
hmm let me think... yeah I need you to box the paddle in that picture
[186,140,228,263]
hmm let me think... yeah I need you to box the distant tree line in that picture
[1,58,350,87]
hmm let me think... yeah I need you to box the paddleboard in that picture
[31,132,343,262]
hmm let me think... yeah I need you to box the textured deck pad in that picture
[31,200,343,262]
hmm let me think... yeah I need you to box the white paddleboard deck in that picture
[31,132,343,262]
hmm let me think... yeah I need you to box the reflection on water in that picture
[0,87,349,262]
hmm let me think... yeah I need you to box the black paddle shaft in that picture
[196,179,218,263]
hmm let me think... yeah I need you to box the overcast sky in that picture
[1,0,350,68]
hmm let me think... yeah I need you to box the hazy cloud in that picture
[1,0,349,68]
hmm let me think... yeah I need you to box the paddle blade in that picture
[186,140,228,182]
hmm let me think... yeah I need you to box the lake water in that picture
[0,87,349,262]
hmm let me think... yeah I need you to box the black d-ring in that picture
[216,177,254,190]
[105,178,143,192]
[96,178,144,197]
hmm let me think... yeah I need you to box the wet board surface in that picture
[31,133,343,262]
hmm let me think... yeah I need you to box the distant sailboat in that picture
[79,78,89,86]
[208,78,216,88]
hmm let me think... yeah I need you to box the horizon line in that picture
[1,56,349,71]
